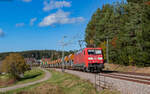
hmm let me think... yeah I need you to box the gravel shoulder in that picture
[0,68,51,92]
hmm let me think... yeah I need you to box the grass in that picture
[16,68,45,85]
[0,68,45,88]
[46,69,97,94]
[99,89,120,94]
[0,74,10,81]
[104,63,150,74]
[2,69,120,94]
[2,82,43,94]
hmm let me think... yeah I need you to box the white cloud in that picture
[43,0,71,11]
[16,23,25,27]
[0,28,4,37]
[22,0,32,3]
[30,17,37,26]
[39,10,85,27]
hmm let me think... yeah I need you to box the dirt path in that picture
[0,68,51,92]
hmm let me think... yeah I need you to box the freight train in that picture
[40,47,104,72]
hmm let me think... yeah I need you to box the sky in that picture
[0,0,123,53]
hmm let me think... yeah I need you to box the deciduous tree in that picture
[1,53,30,79]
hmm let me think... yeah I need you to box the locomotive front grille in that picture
[88,63,104,69]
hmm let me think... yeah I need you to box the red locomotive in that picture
[73,48,104,72]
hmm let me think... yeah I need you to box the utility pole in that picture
[78,40,82,49]
[78,40,84,50]
[62,46,65,72]
[50,51,53,68]
[106,36,109,63]
[61,36,66,72]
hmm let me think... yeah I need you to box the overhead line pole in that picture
[62,46,65,72]
[61,36,66,72]
[106,36,109,63]
[78,40,85,50]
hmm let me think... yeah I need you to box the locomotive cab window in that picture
[88,49,102,55]
[95,50,102,55]
[88,50,95,55]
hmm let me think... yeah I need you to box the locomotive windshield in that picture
[88,49,102,55]
[95,50,102,54]
[88,50,95,54]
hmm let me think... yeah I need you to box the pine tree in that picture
[139,2,150,66]
[85,8,101,46]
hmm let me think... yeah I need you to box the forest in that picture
[85,0,150,67]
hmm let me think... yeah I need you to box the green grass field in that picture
[3,69,120,94]
[0,68,45,88]
[16,68,45,84]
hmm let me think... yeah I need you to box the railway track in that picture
[63,68,150,85]
[97,71,150,85]
[53,68,150,85]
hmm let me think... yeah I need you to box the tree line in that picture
[0,50,73,61]
[85,0,150,67]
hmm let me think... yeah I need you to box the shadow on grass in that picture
[18,73,42,81]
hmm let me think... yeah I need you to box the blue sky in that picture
[0,0,123,52]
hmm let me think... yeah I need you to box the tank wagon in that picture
[40,48,104,72]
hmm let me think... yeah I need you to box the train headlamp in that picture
[88,57,93,60]
[98,57,103,60]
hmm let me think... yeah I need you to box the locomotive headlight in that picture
[98,57,103,60]
[88,57,93,60]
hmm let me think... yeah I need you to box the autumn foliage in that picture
[111,37,117,48]
[1,53,30,79]
[145,1,150,5]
